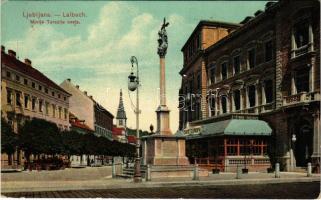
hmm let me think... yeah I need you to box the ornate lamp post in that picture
[290,134,297,170]
[128,56,142,183]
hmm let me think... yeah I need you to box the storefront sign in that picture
[183,126,202,135]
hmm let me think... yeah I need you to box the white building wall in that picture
[60,79,95,130]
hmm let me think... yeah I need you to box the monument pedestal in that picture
[142,134,189,166]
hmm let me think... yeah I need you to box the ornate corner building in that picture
[179,0,320,172]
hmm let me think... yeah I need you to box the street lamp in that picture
[127,56,142,183]
[290,134,297,170]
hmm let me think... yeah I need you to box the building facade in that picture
[60,79,114,140]
[1,46,71,167]
[179,0,320,172]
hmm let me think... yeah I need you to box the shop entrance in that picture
[294,121,313,167]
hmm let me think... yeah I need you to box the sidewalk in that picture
[2,171,320,193]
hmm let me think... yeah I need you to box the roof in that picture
[112,126,125,136]
[1,50,70,95]
[94,102,114,118]
[181,20,241,51]
[185,119,272,139]
[127,135,136,144]
[116,89,127,119]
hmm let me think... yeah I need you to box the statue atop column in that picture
[157,18,169,58]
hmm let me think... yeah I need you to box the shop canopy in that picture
[185,119,272,138]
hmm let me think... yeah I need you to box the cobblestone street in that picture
[3,181,320,199]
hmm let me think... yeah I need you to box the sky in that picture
[1,1,268,132]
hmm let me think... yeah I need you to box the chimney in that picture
[1,45,5,52]
[67,78,71,82]
[24,58,32,66]
[84,91,87,95]
[76,85,79,89]
[8,49,16,58]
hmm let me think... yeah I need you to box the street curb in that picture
[1,177,320,193]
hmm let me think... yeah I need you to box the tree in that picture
[1,117,18,165]
[19,118,61,161]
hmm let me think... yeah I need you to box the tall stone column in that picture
[156,18,171,135]
[160,57,166,106]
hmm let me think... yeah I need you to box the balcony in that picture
[283,91,320,106]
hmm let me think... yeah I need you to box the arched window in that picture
[209,96,216,116]
[233,90,241,111]
[248,85,256,107]
[221,96,228,114]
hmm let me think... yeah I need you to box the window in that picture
[32,82,35,88]
[15,75,20,82]
[247,49,256,69]
[45,88,48,94]
[6,71,11,78]
[119,120,123,126]
[52,91,55,97]
[45,102,49,115]
[6,89,12,104]
[24,95,29,109]
[264,80,273,103]
[248,85,256,107]
[265,40,273,62]
[64,96,66,101]
[295,68,309,93]
[58,107,62,119]
[52,104,56,117]
[221,62,227,80]
[24,79,28,85]
[32,98,36,110]
[221,96,228,114]
[209,96,216,116]
[16,92,21,107]
[197,74,201,90]
[210,65,216,84]
[227,139,237,156]
[233,56,240,75]
[38,85,42,91]
[39,100,43,112]
[233,90,241,111]
[64,109,67,120]
[58,94,61,99]
[294,21,309,48]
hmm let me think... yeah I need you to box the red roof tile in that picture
[70,120,94,132]
[112,126,125,136]
[1,51,70,95]
[127,135,136,143]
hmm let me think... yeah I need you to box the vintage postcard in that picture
[1,0,320,198]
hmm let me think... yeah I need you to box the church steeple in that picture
[116,89,127,128]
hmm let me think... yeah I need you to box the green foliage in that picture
[19,118,62,155]
[1,117,18,154]
[16,118,135,158]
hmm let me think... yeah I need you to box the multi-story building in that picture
[179,0,320,172]
[1,46,71,167]
[60,79,114,141]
